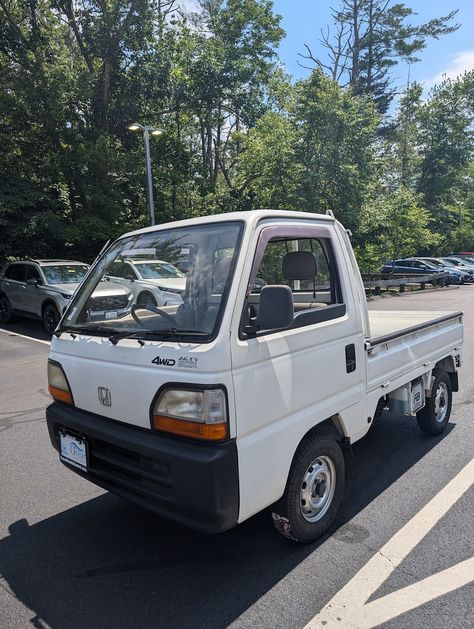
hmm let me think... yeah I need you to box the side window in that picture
[108,262,135,280]
[26,266,42,282]
[4,265,16,279]
[242,235,345,336]
[6,264,27,281]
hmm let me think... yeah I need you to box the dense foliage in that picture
[1,0,473,269]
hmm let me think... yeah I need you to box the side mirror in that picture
[247,285,294,335]
[26,277,40,286]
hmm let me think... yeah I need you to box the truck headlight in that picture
[48,360,74,405]
[151,387,228,441]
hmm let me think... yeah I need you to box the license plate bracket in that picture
[59,430,88,471]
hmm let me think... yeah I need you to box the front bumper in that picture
[46,402,239,533]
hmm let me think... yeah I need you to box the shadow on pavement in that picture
[0,415,453,629]
[0,319,51,342]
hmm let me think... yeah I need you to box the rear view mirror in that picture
[247,285,294,334]
[26,277,40,286]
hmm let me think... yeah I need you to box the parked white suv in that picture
[0,259,132,333]
[107,257,186,307]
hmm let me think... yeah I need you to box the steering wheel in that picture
[131,303,177,327]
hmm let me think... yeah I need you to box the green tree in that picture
[303,0,459,113]
[294,70,379,232]
[358,188,439,265]
[417,73,474,230]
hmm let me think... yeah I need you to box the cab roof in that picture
[120,209,335,240]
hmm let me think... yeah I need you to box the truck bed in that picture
[368,310,463,346]
[366,310,463,413]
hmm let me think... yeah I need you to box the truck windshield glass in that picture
[42,265,89,284]
[60,221,243,341]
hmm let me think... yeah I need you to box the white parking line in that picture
[0,327,51,346]
[305,457,474,628]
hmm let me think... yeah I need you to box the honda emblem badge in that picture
[98,387,112,407]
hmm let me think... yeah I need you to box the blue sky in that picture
[272,0,474,90]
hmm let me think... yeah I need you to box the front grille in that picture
[57,427,175,504]
[90,295,128,310]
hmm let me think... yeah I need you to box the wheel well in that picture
[41,299,58,315]
[435,356,455,373]
[434,357,459,392]
[295,417,353,480]
[299,416,346,444]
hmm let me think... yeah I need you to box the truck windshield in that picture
[60,221,243,341]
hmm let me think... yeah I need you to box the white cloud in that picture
[424,50,474,89]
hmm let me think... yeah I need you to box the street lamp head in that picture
[150,128,163,137]
[128,123,142,131]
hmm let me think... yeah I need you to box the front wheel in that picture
[43,304,60,334]
[0,295,14,323]
[271,434,345,543]
[416,370,452,435]
[137,291,157,308]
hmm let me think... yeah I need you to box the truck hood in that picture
[49,334,233,431]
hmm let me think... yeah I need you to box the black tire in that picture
[271,434,345,543]
[0,295,14,323]
[416,369,452,435]
[43,303,60,334]
[137,291,157,308]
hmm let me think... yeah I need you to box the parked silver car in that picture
[106,257,186,307]
[0,259,132,333]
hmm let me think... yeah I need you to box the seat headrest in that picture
[282,251,317,280]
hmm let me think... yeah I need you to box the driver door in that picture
[231,221,366,521]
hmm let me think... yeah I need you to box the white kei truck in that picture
[46,210,463,543]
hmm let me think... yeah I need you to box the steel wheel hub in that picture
[434,381,448,423]
[300,455,336,522]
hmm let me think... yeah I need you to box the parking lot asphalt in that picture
[0,287,473,629]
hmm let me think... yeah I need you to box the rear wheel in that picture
[43,304,60,334]
[416,370,452,435]
[0,295,14,323]
[271,434,345,543]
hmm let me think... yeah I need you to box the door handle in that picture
[345,344,356,373]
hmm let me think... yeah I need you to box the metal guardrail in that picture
[362,272,450,295]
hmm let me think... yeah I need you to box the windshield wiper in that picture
[109,329,205,345]
[54,325,118,339]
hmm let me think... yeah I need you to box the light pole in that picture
[128,123,163,225]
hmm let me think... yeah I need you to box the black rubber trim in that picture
[368,311,463,347]
[46,402,239,533]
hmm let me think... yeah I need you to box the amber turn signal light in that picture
[152,414,228,441]
[47,360,74,405]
